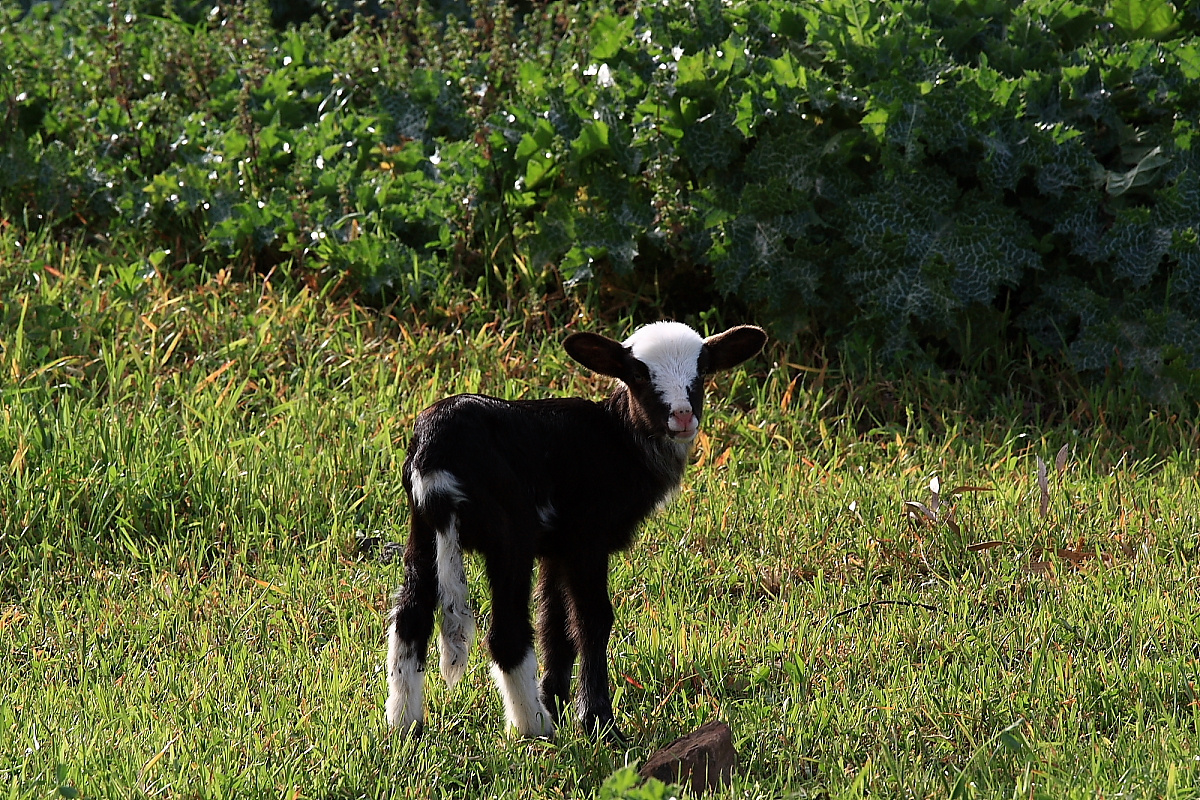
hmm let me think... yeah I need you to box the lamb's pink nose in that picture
[672,409,695,430]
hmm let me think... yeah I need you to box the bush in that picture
[2,0,1199,398]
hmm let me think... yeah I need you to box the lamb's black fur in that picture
[385,322,766,741]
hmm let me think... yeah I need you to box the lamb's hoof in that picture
[602,724,629,745]
[388,719,424,740]
[511,718,556,740]
[583,712,628,745]
[505,704,556,740]
[539,688,570,725]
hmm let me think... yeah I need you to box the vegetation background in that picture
[4,0,1200,798]
[4,0,1200,399]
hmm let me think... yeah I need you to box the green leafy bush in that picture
[2,0,1199,397]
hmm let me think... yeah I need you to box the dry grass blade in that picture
[1055,547,1116,567]
[1056,443,1070,476]
[904,500,937,521]
[1037,456,1049,519]
[966,540,1008,552]
[1056,548,1093,564]
[829,599,942,621]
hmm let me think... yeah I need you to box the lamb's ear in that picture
[564,332,638,380]
[703,325,767,372]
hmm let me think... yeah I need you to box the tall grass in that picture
[4,234,1200,798]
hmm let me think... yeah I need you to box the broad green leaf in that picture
[1169,41,1200,79]
[524,151,555,190]
[768,52,804,88]
[515,119,555,162]
[772,6,807,39]
[675,52,711,94]
[1105,146,1170,196]
[1173,119,1196,151]
[518,62,546,97]
[571,121,610,159]
[836,0,878,45]
[280,30,306,65]
[258,124,281,152]
[590,13,631,61]
[859,106,892,139]
[515,133,541,163]
[1106,208,1172,286]
[733,91,757,137]
[968,65,1019,108]
[222,130,250,160]
[1108,0,1180,40]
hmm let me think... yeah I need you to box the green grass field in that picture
[5,239,1200,798]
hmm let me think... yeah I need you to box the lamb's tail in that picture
[435,513,475,688]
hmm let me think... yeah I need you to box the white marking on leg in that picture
[491,649,555,738]
[385,615,424,734]
[410,468,467,509]
[436,515,475,688]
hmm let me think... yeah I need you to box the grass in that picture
[4,234,1200,799]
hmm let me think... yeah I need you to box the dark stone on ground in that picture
[638,720,737,794]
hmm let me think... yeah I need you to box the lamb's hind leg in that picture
[386,511,438,735]
[486,550,555,738]
[566,554,626,743]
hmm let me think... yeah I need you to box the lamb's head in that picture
[564,322,767,443]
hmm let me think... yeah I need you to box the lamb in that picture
[385,321,767,741]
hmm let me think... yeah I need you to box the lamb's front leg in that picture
[485,553,555,738]
[566,555,627,743]
[536,558,576,724]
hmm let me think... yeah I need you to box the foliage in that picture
[599,768,680,800]
[3,0,1200,398]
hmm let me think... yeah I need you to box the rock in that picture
[638,720,737,794]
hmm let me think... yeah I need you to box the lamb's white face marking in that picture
[491,649,555,738]
[410,469,467,509]
[624,322,705,439]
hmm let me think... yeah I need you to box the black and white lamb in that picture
[385,321,767,741]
